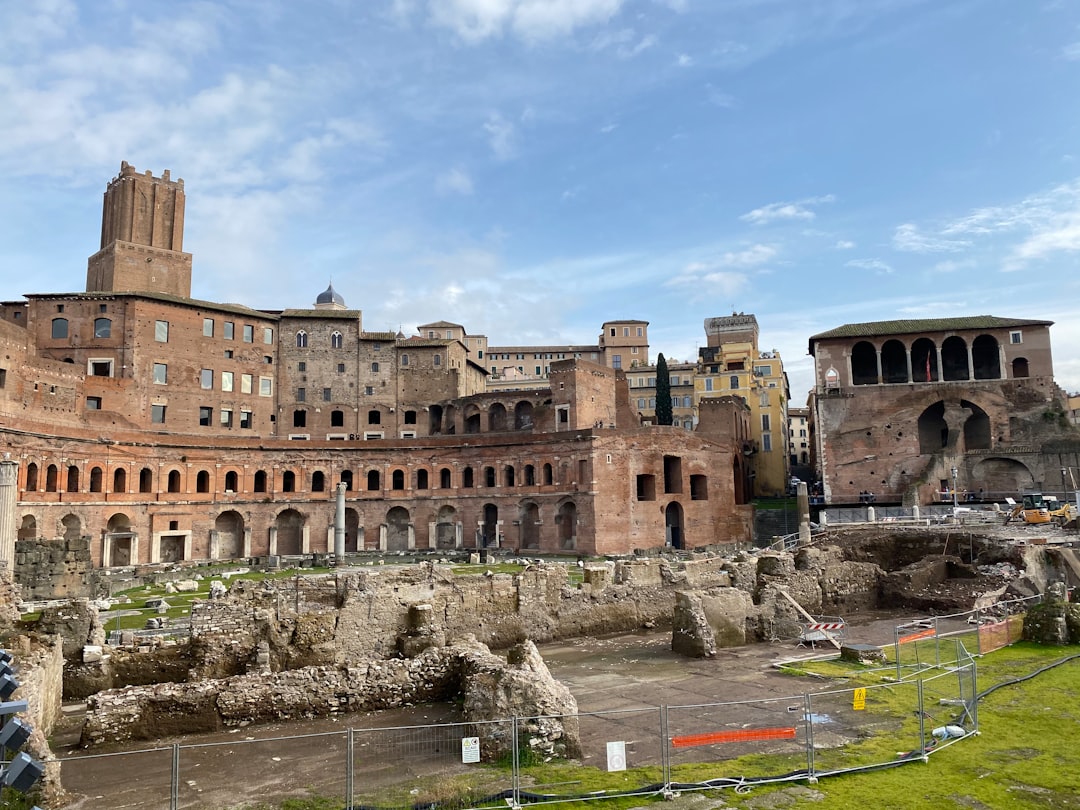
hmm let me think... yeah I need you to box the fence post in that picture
[933,617,940,670]
[660,705,670,793]
[894,625,902,681]
[803,693,816,783]
[345,728,354,810]
[917,680,928,763]
[512,715,520,810]
[170,742,180,810]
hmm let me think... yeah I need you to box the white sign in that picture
[461,736,481,764]
[606,741,626,772]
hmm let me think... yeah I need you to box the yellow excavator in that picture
[1005,491,1076,526]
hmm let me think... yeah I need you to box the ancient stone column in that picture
[334,482,346,559]
[0,459,17,573]
[797,480,812,547]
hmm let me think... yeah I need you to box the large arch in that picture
[972,334,1001,380]
[385,506,411,551]
[851,341,878,386]
[488,403,508,432]
[463,404,482,434]
[881,339,908,384]
[346,507,361,552]
[514,401,534,430]
[275,509,304,556]
[911,338,938,383]
[941,335,969,381]
[961,399,992,450]
[214,511,245,559]
[971,457,1036,495]
[917,402,948,454]
[429,404,444,435]
[61,513,81,541]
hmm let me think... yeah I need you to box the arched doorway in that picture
[482,504,498,548]
[488,403,508,432]
[275,509,304,556]
[214,511,245,559]
[514,401,534,430]
[557,501,577,550]
[435,505,457,549]
[345,508,361,552]
[385,506,411,551]
[18,515,36,541]
[106,513,134,566]
[665,502,684,549]
[62,513,82,542]
[518,501,540,549]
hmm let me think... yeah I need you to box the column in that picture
[0,459,18,573]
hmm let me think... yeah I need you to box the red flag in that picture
[925,352,931,382]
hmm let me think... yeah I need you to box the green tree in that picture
[655,353,673,425]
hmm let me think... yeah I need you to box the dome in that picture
[314,283,346,309]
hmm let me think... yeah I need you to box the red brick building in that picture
[0,163,752,569]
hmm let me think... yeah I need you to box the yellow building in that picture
[695,314,789,497]
[627,360,698,429]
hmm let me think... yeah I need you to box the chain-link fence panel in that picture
[666,696,811,790]
[56,746,176,810]
[806,680,923,777]
[920,662,978,758]
[515,708,666,806]
[350,719,514,810]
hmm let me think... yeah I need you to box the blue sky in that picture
[2,0,1080,401]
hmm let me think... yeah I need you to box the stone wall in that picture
[15,537,101,601]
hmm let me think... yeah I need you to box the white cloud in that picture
[740,194,835,225]
[666,263,748,297]
[835,239,855,249]
[892,223,971,253]
[436,167,474,195]
[716,244,777,268]
[1063,42,1080,60]
[676,53,692,67]
[590,28,656,58]
[932,258,975,273]
[845,258,893,274]
[484,112,516,159]
[429,0,623,43]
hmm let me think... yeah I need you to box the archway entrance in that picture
[482,504,499,548]
[345,508,361,552]
[385,506,411,551]
[105,513,135,567]
[275,509,304,556]
[665,502,684,549]
[519,502,540,549]
[435,505,457,549]
[214,511,245,559]
[557,501,577,550]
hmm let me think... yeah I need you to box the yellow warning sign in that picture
[852,688,866,711]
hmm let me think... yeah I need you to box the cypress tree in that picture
[655,353,673,425]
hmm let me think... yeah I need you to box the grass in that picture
[253,641,1080,810]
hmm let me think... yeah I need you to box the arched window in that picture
[484,466,496,487]
[312,470,325,492]
[196,470,210,493]
[296,331,308,348]
[225,470,239,492]
[167,470,181,493]
[113,468,126,493]
[340,470,353,490]
[94,318,112,338]
[45,465,58,492]
[416,469,429,489]
[89,466,103,493]
[51,318,69,339]
[371,362,380,372]
[254,470,267,492]
[139,467,153,492]
[25,463,38,492]
[401,354,409,366]
[504,465,515,487]
[524,465,535,486]
[729,375,739,389]
[439,467,452,488]
[367,470,381,490]
[67,465,80,492]
[543,463,554,485]
[463,467,474,488]
[331,331,343,349]
[282,470,296,492]
[851,341,878,385]
[433,355,442,367]
[392,470,405,490]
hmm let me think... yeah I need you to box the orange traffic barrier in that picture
[671,727,797,748]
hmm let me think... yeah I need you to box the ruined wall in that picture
[14,537,100,600]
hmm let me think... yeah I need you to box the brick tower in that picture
[85,161,193,297]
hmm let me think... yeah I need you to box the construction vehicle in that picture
[1043,495,1077,525]
[1003,492,1051,525]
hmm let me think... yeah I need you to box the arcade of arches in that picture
[849,335,1026,386]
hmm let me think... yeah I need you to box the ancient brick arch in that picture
[435,505,457,549]
[556,499,577,550]
[517,500,540,549]
[275,508,304,556]
[214,511,245,559]
[385,506,410,551]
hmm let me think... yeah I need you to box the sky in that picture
[2,0,1080,402]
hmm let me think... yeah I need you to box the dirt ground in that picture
[50,613,908,810]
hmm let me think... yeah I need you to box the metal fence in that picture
[54,660,984,810]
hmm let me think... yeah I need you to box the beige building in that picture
[627,360,698,429]
[482,320,649,382]
[695,314,790,498]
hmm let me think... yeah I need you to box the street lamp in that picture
[951,466,959,509]
[1062,467,1068,503]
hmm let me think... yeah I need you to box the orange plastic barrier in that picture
[671,727,797,748]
